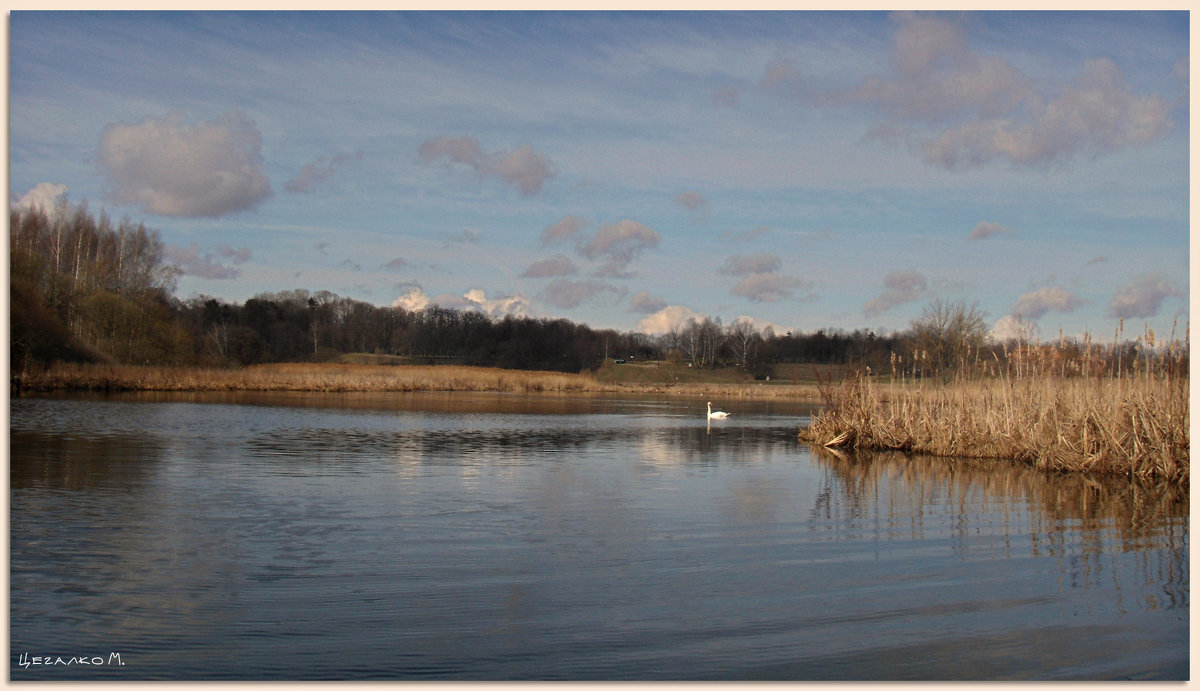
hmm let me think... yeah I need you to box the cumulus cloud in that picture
[991,314,1036,342]
[285,151,363,193]
[718,252,811,302]
[489,144,554,195]
[459,288,533,317]
[1010,286,1084,320]
[541,278,623,310]
[1106,274,1183,319]
[863,269,928,316]
[851,12,1035,124]
[731,273,812,303]
[915,58,1171,169]
[719,253,782,276]
[629,291,668,314]
[98,110,272,217]
[674,190,709,216]
[382,257,409,271]
[15,182,68,215]
[968,221,1013,241]
[540,215,587,246]
[768,12,1173,170]
[418,135,554,195]
[392,286,431,311]
[166,242,251,280]
[733,314,787,338]
[392,286,532,318]
[637,305,704,336]
[579,219,661,278]
[521,254,578,278]
[444,227,480,246]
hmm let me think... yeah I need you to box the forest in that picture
[9,203,1179,382]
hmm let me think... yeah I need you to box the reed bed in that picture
[800,368,1189,484]
[15,362,824,399]
[16,362,611,395]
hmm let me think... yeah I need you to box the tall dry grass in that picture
[14,362,824,399]
[800,324,1189,484]
[17,362,615,395]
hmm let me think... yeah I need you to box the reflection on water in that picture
[9,393,1188,680]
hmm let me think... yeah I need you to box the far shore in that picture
[12,361,826,400]
[16,361,1188,486]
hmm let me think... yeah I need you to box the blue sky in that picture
[9,10,1190,341]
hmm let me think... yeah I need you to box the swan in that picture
[707,401,730,419]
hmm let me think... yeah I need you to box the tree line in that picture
[10,203,1186,381]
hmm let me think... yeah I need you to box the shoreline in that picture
[798,373,1189,485]
[12,362,825,400]
[16,362,1188,485]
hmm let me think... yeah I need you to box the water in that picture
[9,392,1189,680]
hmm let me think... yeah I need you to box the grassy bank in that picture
[14,362,824,399]
[799,372,1189,483]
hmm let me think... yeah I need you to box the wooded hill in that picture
[10,203,1180,382]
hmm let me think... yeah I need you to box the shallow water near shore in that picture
[9,392,1188,680]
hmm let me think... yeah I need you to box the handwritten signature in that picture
[16,652,125,669]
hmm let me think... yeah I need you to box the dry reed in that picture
[15,362,824,400]
[800,329,1189,484]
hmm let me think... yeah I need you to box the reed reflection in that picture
[10,431,163,491]
[809,446,1188,612]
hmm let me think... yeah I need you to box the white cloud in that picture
[1010,286,1084,320]
[285,151,363,193]
[392,286,430,311]
[1106,274,1183,319]
[418,135,554,195]
[521,254,577,278]
[540,215,587,246]
[732,314,787,337]
[968,221,1013,241]
[857,12,1034,123]
[731,273,812,303]
[914,57,1171,170]
[488,144,555,195]
[459,288,532,318]
[674,190,709,215]
[167,242,251,280]
[991,314,1036,342]
[637,305,704,336]
[719,253,782,275]
[392,286,532,318]
[541,278,623,310]
[579,219,661,278]
[444,227,481,246]
[15,182,68,215]
[769,12,1173,170]
[863,269,928,316]
[628,291,668,314]
[97,110,272,217]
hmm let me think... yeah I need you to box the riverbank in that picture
[13,362,824,400]
[799,373,1189,484]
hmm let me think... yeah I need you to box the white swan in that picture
[707,401,730,419]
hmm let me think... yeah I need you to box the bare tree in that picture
[908,298,988,378]
[728,318,759,372]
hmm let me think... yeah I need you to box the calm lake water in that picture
[9,392,1189,680]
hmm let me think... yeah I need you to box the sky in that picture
[8,10,1191,341]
